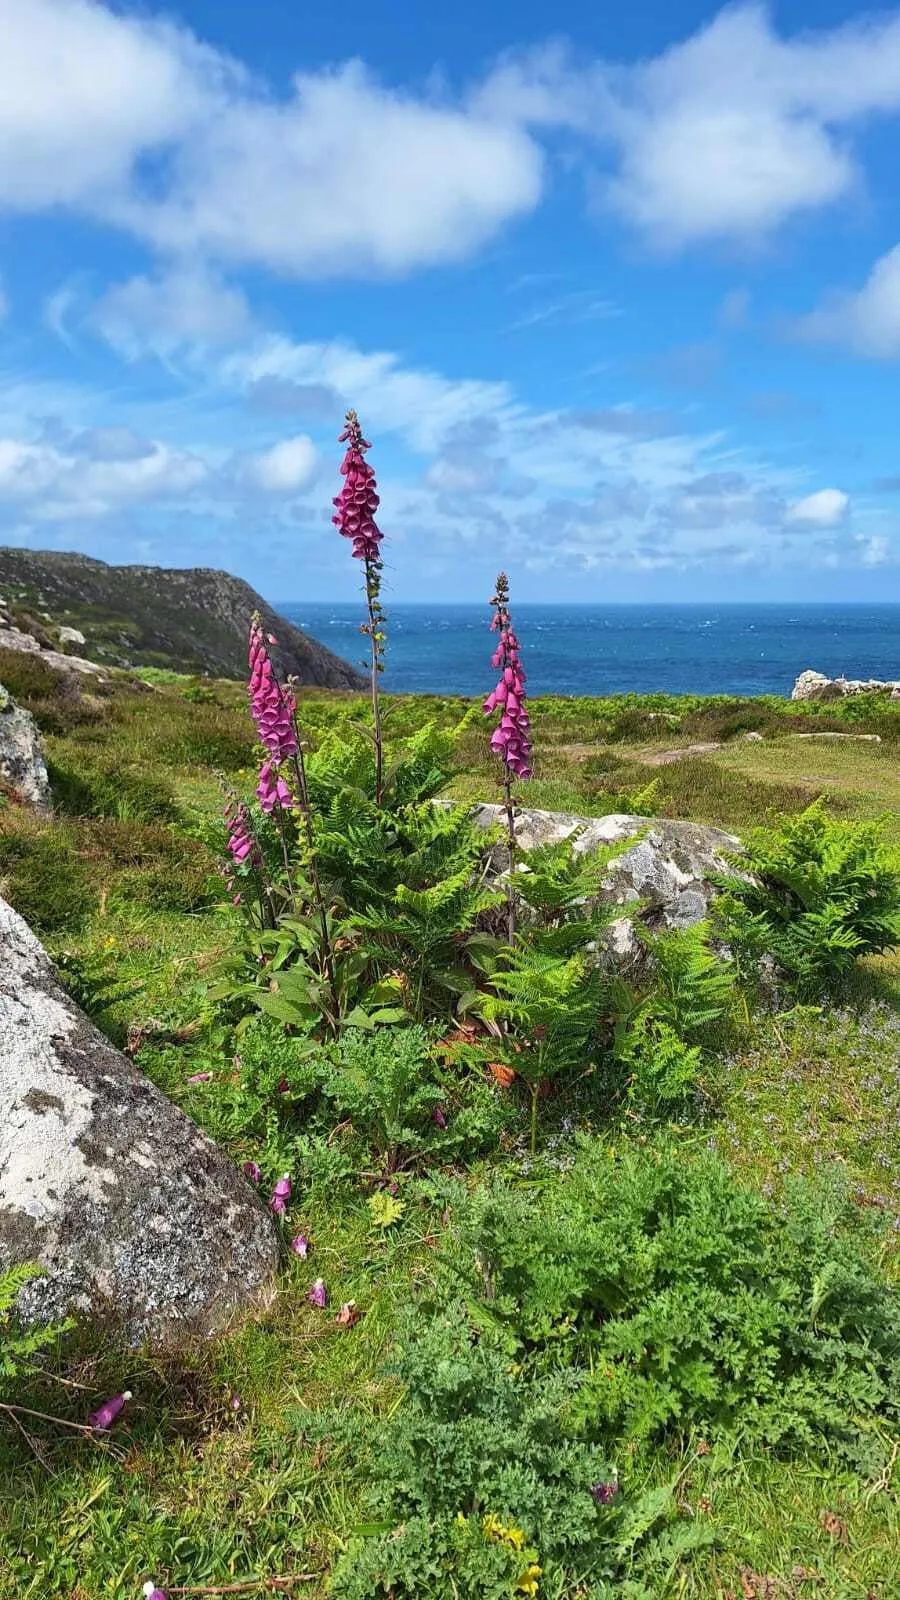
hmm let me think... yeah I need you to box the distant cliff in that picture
[0,549,364,688]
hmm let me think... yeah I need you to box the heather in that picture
[1,419,899,1598]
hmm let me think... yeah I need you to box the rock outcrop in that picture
[0,624,105,678]
[0,547,365,688]
[468,805,739,960]
[791,669,900,701]
[0,682,51,809]
[0,896,279,1348]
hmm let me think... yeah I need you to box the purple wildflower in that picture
[332,412,382,563]
[143,1585,168,1600]
[185,1072,212,1085]
[256,758,294,816]
[224,795,261,870]
[248,617,298,763]
[290,1232,310,1258]
[483,573,531,779]
[242,1160,262,1185]
[269,1174,291,1215]
[432,1106,448,1129]
[308,1277,328,1309]
[230,1394,242,1411]
[590,1481,618,1506]
[88,1391,132,1431]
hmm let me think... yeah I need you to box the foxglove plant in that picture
[484,572,531,939]
[245,616,339,1019]
[223,790,274,928]
[333,409,386,804]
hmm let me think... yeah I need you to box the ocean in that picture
[281,602,900,699]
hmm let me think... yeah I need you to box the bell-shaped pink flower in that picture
[332,412,383,564]
[269,1174,291,1215]
[248,617,298,762]
[243,1160,262,1185]
[290,1232,309,1258]
[143,1584,168,1600]
[483,574,531,781]
[88,1391,132,1431]
[308,1277,328,1309]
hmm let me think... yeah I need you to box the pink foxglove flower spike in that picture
[333,408,386,805]
[290,1232,309,1258]
[242,1160,262,1185]
[308,1278,328,1309]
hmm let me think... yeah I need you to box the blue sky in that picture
[2,1,900,604]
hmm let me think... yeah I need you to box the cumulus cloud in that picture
[794,244,900,358]
[0,0,542,278]
[249,435,319,494]
[91,264,253,357]
[786,488,850,527]
[593,4,900,249]
[0,430,207,518]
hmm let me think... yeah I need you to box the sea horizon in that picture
[280,600,900,699]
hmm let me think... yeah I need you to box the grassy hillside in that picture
[1,661,898,1600]
[0,546,365,687]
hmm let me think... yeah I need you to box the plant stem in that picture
[165,1580,317,1596]
[503,765,517,943]
[530,1081,539,1156]
[290,742,340,1029]
[364,554,384,806]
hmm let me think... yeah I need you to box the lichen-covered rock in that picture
[791,668,900,701]
[468,805,740,962]
[0,895,279,1348]
[0,682,51,810]
[0,625,104,677]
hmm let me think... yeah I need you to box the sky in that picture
[2,1,900,604]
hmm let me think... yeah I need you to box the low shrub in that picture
[460,1144,899,1464]
[716,799,900,997]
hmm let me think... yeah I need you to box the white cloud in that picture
[598,5,900,248]
[485,5,900,250]
[0,0,222,209]
[0,431,207,518]
[795,244,900,357]
[786,488,850,527]
[221,336,515,453]
[0,0,541,279]
[249,435,319,494]
[91,264,253,357]
[855,533,891,567]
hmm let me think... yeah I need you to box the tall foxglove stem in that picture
[483,572,532,943]
[288,721,340,1027]
[364,553,385,805]
[333,409,386,806]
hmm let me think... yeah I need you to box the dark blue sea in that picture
[280,603,900,699]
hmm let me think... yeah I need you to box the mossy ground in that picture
[1,664,898,1599]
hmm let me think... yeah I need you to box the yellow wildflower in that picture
[516,1562,542,1596]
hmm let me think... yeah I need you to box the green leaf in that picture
[368,1192,406,1228]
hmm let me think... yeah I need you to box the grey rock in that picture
[0,682,51,810]
[58,625,87,646]
[0,625,104,677]
[791,668,899,701]
[468,805,740,961]
[742,731,765,742]
[0,896,279,1348]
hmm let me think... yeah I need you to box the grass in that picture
[1,672,899,1599]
